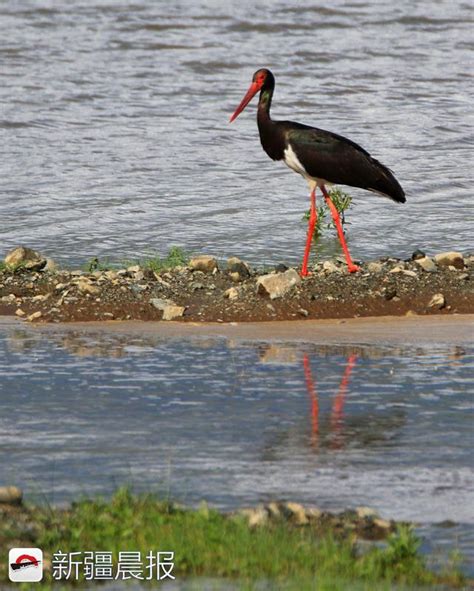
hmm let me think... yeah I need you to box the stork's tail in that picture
[368,158,406,203]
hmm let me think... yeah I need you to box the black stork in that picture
[230,68,405,277]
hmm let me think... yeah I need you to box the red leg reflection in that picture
[303,353,319,447]
[330,354,357,449]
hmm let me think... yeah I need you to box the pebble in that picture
[247,506,269,527]
[356,506,378,519]
[127,265,141,273]
[190,282,204,291]
[266,502,281,519]
[26,311,42,322]
[229,272,242,283]
[15,308,25,317]
[389,265,404,273]
[150,298,185,320]
[306,507,322,520]
[323,261,339,273]
[0,486,22,505]
[227,257,251,279]
[224,287,239,300]
[411,249,426,260]
[31,294,50,302]
[434,251,464,269]
[44,258,58,271]
[428,293,446,309]
[284,501,309,525]
[76,279,100,295]
[256,269,301,299]
[4,246,47,271]
[383,288,397,300]
[373,518,391,530]
[189,255,218,273]
[415,257,437,272]
[154,273,171,287]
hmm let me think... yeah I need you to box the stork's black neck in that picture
[257,73,274,126]
[256,74,284,161]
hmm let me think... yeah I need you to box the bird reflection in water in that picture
[303,353,357,450]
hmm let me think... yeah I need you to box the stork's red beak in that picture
[229,81,261,123]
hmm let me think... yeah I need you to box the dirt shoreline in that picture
[1,249,473,325]
[2,314,472,346]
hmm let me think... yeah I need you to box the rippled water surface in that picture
[0,0,472,266]
[0,323,473,572]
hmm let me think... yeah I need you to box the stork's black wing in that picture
[282,122,405,203]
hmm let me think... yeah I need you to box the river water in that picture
[1,0,473,583]
[0,320,473,574]
[0,0,472,267]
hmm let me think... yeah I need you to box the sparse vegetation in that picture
[83,246,189,274]
[138,245,188,273]
[1,489,465,589]
[303,187,353,241]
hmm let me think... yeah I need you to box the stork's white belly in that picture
[283,144,333,189]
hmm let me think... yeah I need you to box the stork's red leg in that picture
[301,187,317,277]
[303,354,319,446]
[321,185,360,273]
[330,354,357,449]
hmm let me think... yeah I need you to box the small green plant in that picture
[86,257,100,272]
[142,246,188,273]
[302,187,353,241]
[82,247,188,274]
[81,256,114,273]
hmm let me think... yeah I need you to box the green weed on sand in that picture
[18,489,463,589]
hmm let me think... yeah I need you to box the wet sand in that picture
[1,314,472,345]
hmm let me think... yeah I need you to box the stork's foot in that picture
[347,263,361,273]
[300,268,312,278]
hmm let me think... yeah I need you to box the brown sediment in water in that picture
[2,315,472,347]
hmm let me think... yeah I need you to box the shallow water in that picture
[0,0,473,267]
[0,323,472,573]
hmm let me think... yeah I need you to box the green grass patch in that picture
[82,246,189,273]
[134,245,188,273]
[7,488,460,589]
